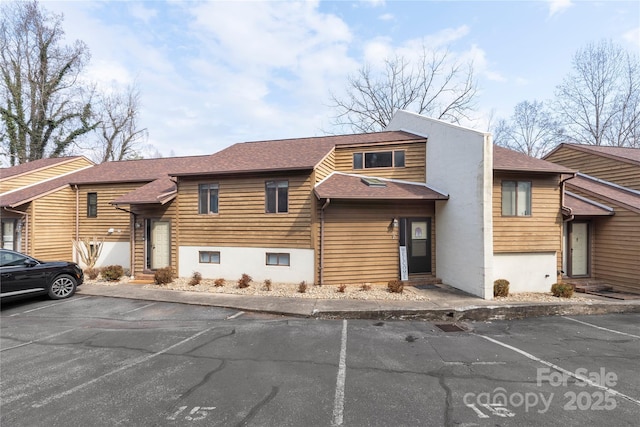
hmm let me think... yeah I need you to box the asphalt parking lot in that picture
[1,295,639,426]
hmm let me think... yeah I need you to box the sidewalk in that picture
[77,282,640,321]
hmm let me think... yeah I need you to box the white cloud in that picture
[379,13,394,21]
[547,0,573,18]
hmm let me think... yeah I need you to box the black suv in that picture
[0,249,84,301]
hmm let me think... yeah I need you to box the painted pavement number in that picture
[167,406,216,421]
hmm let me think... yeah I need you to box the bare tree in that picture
[554,40,640,147]
[493,100,564,158]
[329,46,478,133]
[91,83,148,163]
[0,0,98,165]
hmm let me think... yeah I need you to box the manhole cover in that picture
[435,323,465,332]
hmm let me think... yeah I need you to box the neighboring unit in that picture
[544,143,640,294]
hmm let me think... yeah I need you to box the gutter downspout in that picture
[559,173,577,280]
[319,198,330,286]
[560,173,577,223]
[114,205,137,278]
[3,207,28,254]
[74,185,79,263]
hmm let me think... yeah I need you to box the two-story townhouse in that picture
[544,144,640,293]
[1,156,94,258]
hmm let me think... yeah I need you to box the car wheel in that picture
[48,274,77,299]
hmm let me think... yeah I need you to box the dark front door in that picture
[401,218,432,274]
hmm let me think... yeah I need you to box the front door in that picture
[401,218,432,274]
[148,220,171,269]
[569,221,589,277]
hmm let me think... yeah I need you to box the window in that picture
[502,181,532,216]
[199,251,220,264]
[87,193,97,217]
[198,184,219,214]
[266,252,290,266]
[265,181,288,213]
[352,151,405,169]
[353,152,363,169]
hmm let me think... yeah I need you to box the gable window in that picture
[87,192,97,217]
[199,251,220,264]
[502,181,532,216]
[266,252,290,266]
[265,181,288,213]
[353,150,405,169]
[199,184,219,214]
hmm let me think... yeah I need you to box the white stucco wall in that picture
[387,111,494,299]
[179,246,315,284]
[76,241,130,270]
[493,253,557,293]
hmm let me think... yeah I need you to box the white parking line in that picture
[32,326,215,408]
[9,296,91,317]
[332,319,348,426]
[121,302,157,315]
[477,334,640,407]
[0,328,76,352]
[226,311,245,320]
[563,317,640,339]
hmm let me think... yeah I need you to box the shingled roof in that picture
[564,191,615,216]
[566,174,640,214]
[314,172,448,201]
[172,131,424,176]
[493,146,575,174]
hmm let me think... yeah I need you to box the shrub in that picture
[337,284,347,293]
[388,280,404,294]
[360,283,372,291]
[154,267,174,285]
[237,273,252,289]
[551,283,574,298]
[214,278,225,287]
[101,265,124,281]
[298,281,307,293]
[189,271,202,286]
[493,279,510,297]
[85,267,100,280]
[264,279,272,291]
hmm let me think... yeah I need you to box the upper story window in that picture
[353,150,405,169]
[265,180,288,213]
[198,184,219,214]
[87,192,97,217]
[502,181,532,216]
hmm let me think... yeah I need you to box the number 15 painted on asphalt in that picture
[167,406,216,421]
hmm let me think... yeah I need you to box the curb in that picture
[314,302,640,321]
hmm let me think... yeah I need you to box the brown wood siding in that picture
[176,173,314,249]
[314,150,335,183]
[31,187,75,261]
[334,142,426,182]
[546,147,640,190]
[0,158,93,193]
[77,183,139,244]
[493,173,564,270]
[130,202,177,275]
[318,201,436,285]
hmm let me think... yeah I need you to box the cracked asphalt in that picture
[1,295,639,426]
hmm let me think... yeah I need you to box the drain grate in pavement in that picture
[435,323,465,332]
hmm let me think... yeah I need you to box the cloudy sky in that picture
[42,0,640,159]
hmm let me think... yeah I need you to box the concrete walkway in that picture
[77,282,640,321]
